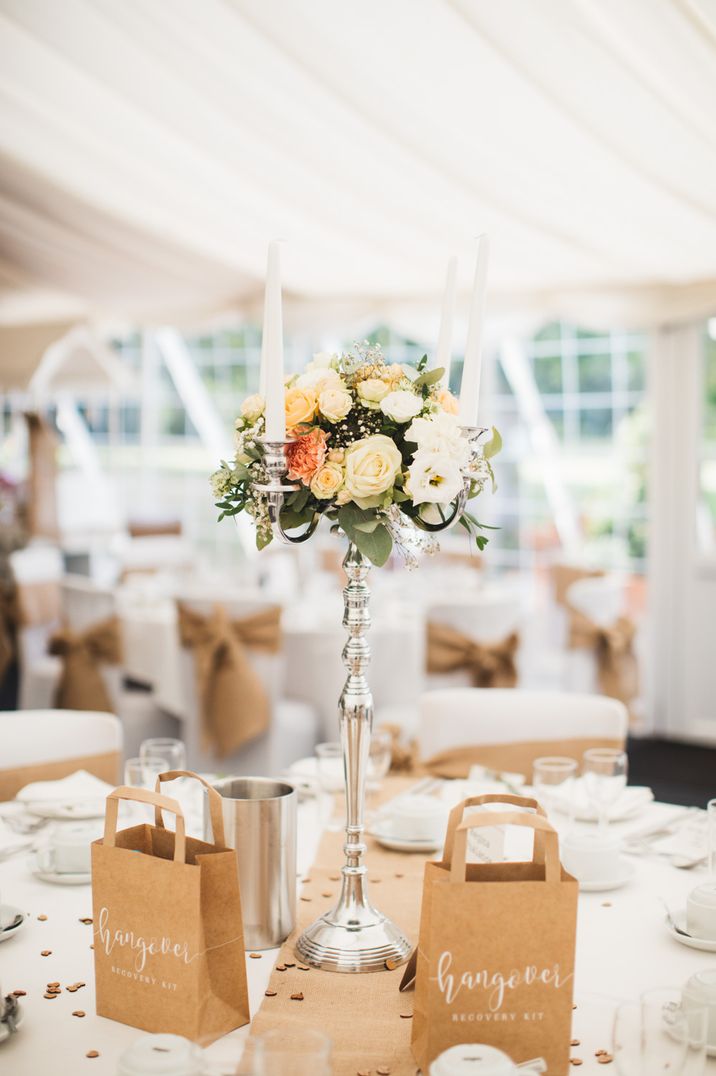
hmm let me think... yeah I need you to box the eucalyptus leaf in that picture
[414,367,444,389]
[483,426,502,460]
[351,522,393,566]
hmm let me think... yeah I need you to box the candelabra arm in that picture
[254,438,321,544]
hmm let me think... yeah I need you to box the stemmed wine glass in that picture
[583,748,628,833]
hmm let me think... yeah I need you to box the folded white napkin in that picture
[16,769,115,804]
[543,778,653,822]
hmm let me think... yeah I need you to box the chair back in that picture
[9,544,63,703]
[425,591,523,689]
[58,576,121,710]
[172,594,284,772]
[418,688,628,778]
[566,574,625,629]
[0,708,122,800]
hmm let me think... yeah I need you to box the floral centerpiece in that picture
[212,342,499,566]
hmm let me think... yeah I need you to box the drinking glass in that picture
[613,992,707,1075]
[123,755,169,824]
[252,1028,331,1075]
[583,748,628,833]
[708,799,716,877]
[139,738,186,773]
[532,756,578,832]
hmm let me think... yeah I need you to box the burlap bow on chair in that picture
[568,612,639,707]
[426,621,519,688]
[48,616,122,713]
[177,603,282,759]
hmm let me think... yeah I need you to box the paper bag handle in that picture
[103,786,186,863]
[153,771,226,846]
[443,794,546,865]
[449,811,560,885]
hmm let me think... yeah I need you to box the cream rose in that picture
[380,389,423,423]
[240,393,265,422]
[318,387,352,424]
[343,434,402,507]
[285,386,318,431]
[328,447,345,463]
[356,378,389,409]
[296,366,343,395]
[310,462,345,500]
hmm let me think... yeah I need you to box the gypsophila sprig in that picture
[211,344,500,566]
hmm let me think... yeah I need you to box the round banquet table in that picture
[2,787,715,1074]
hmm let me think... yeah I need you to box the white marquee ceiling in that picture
[1,0,716,332]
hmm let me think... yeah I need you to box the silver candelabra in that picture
[254,426,488,973]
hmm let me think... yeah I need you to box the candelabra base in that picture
[295,900,411,974]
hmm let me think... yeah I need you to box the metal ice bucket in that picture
[204,776,297,950]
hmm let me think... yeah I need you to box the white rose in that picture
[318,387,352,424]
[310,351,339,369]
[405,412,470,466]
[240,393,265,422]
[379,389,423,423]
[356,378,389,409]
[405,450,464,506]
[343,434,403,508]
[296,366,343,394]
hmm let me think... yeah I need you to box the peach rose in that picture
[285,386,318,432]
[310,462,344,500]
[285,428,328,484]
[437,388,459,415]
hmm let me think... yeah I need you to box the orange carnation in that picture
[285,428,328,484]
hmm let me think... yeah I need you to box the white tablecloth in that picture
[3,796,714,1075]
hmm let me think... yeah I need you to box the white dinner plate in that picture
[0,905,25,943]
[666,909,716,952]
[0,1001,24,1044]
[369,821,443,853]
[578,858,636,892]
[33,866,92,886]
[26,800,106,820]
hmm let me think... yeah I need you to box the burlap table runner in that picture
[240,776,430,1074]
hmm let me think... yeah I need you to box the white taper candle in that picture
[261,241,286,440]
[458,234,490,427]
[437,256,457,389]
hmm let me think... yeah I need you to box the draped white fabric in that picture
[1,0,716,329]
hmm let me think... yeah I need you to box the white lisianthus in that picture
[343,434,402,507]
[318,386,352,423]
[240,393,265,422]
[296,366,343,394]
[405,450,464,506]
[379,389,423,423]
[405,411,470,466]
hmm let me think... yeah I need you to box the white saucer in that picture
[0,1001,24,1043]
[369,820,443,853]
[578,858,636,892]
[0,906,25,943]
[666,909,716,952]
[26,800,105,820]
[33,866,91,886]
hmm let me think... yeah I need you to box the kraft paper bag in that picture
[411,794,578,1074]
[91,775,249,1044]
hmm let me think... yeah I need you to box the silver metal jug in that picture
[204,776,297,950]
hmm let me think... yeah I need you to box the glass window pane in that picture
[577,353,612,392]
[579,408,613,439]
[627,350,646,391]
[533,354,562,393]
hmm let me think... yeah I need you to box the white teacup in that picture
[560,830,622,883]
[429,1043,545,1076]
[388,795,448,842]
[36,823,95,875]
[117,1033,206,1076]
[687,883,716,941]
[682,969,716,1049]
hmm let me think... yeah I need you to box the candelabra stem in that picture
[295,543,411,973]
